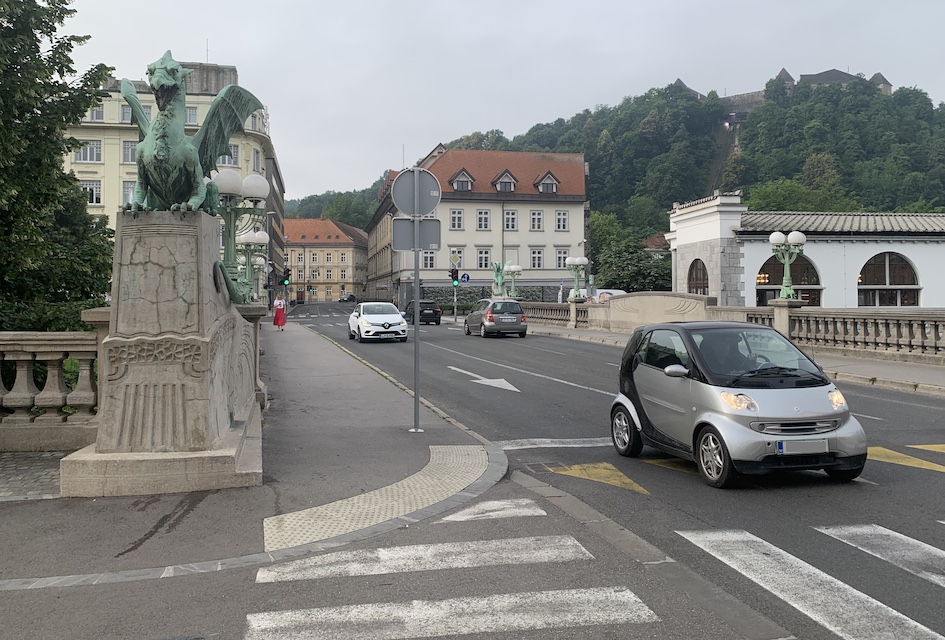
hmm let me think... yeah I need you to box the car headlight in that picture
[720,391,758,412]
[828,389,848,411]
[399,320,407,326]
[360,319,371,328]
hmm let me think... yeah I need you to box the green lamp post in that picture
[769,231,807,299]
[211,169,271,290]
[565,256,588,300]
[504,264,522,297]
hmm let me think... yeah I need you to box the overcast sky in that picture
[64,0,942,201]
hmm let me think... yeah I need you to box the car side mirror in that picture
[663,364,690,378]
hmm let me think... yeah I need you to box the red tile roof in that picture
[283,218,365,245]
[425,149,586,197]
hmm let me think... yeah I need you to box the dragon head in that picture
[146,50,192,112]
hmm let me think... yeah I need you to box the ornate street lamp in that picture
[235,229,270,300]
[565,256,589,300]
[504,264,522,297]
[769,231,807,299]
[211,169,271,289]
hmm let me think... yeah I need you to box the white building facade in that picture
[666,192,945,308]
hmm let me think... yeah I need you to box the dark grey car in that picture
[464,298,527,337]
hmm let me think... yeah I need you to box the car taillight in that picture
[434,307,441,313]
[521,313,526,322]
[486,311,494,321]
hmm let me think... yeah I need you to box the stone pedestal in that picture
[769,297,805,337]
[61,210,263,497]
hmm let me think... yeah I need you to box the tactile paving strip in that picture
[263,445,488,551]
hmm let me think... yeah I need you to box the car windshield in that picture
[491,302,522,314]
[363,303,399,315]
[692,328,825,381]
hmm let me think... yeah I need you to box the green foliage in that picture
[0,0,113,330]
[746,177,859,212]
[595,236,671,292]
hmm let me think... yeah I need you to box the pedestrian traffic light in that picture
[450,268,459,287]
[282,268,291,286]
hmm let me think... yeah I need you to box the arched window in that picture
[755,255,821,306]
[687,259,708,295]
[858,252,919,306]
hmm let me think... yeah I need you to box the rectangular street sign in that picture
[392,217,441,251]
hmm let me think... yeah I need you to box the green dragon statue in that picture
[121,50,263,214]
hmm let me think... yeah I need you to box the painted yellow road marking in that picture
[868,447,945,473]
[908,444,945,454]
[644,458,698,474]
[548,463,650,494]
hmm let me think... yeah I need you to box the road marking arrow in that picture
[448,366,520,392]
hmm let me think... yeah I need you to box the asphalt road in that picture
[296,301,945,639]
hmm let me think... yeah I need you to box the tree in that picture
[595,236,671,292]
[0,0,113,330]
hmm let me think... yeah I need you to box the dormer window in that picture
[454,179,471,191]
[498,181,513,192]
[538,172,559,194]
[494,171,517,193]
[451,170,474,192]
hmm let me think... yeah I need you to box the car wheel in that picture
[825,465,865,482]
[435,320,441,325]
[696,426,738,488]
[348,327,354,340]
[519,330,527,338]
[480,324,487,338]
[611,406,642,457]
[464,321,471,335]
[399,337,407,343]
[357,329,365,343]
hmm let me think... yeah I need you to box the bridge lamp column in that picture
[769,231,806,299]
[565,256,588,300]
[504,264,522,297]
[212,169,271,283]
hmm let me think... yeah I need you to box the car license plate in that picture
[776,439,828,455]
[499,317,515,323]
[422,310,432,313]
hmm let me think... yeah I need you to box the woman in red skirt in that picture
[273,293,286,331]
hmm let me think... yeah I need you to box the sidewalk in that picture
[0,319,942,591]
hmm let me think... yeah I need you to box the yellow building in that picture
[282,219,368,304]
[62,61,287,283]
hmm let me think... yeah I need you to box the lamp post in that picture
[769,231,807,299]
[235,229,270,301]
[504,264,522,297]
[565,256,588,300]
[211,169,271,288]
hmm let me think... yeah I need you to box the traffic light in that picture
[282,268,291,286]
[450,268,459,287]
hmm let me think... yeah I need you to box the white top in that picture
[274,299,286,310]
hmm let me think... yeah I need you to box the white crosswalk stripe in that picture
[678,528,944,640]
[244,587,659,640]
[816,524,945,588]
[256,535,592,583]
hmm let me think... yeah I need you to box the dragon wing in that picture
[192,85,264,178]
[120,79,150,141]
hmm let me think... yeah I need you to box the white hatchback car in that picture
[348,302,408,343]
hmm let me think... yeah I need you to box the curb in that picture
[823,370,945,398]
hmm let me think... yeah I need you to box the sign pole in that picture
[410,168,423,432]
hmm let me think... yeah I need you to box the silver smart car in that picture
[610,321,867,488]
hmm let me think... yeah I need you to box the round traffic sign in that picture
[390,168,441,217]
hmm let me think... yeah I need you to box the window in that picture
[122,141,137,164]
[477,249,491,269]
[687,259,708,295]
[556,249,569,269]
[297,254,304,264]
[857,252,919,307]
[755,255,821,306]
[217,144,239,166]
[530,210,543,231]
[541,182,557,194]
[340,252,347,263]
[450,248,463,268]
[253,148,261,172]
[121,104,151,123]
[326,287,332,298]
[423,251,435,269]
[643,330,689,369]
[530,249,543,269]
[74,140,102,163]
[325,253,333,263]
[250,114,258,130]
[311,269,318,280]
[454,179,470,191]
[340,268,347,279]
[555,210,568,231]
[497,180,513,192]
[122,181,136,205]
[450,209,464,230]
[80,180,102,205]
[89,105,104,122]
[505,210,517,231]
[477,209,490,230]
[326,268,332,280]
[186,107,197,124]
[297,269,304,281]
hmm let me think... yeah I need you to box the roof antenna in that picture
[206,40,209,63]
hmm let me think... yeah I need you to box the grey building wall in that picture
[675,237,745,306]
